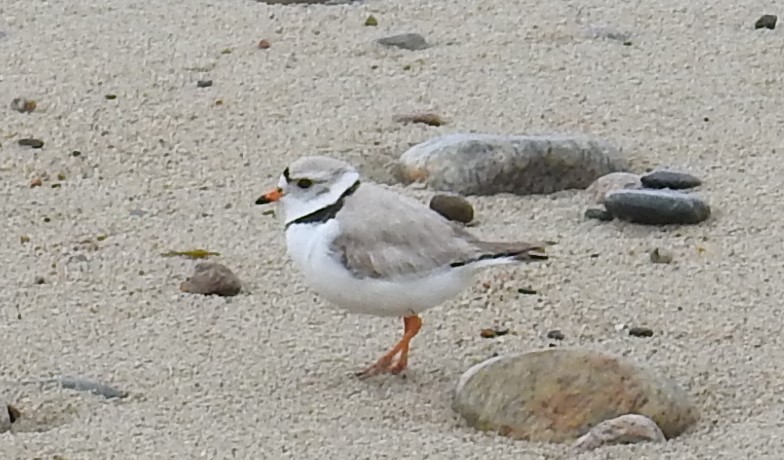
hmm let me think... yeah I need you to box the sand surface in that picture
[2,0,784,458]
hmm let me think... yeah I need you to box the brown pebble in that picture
[30,178,43,188]
[394,113,444,127]
[10,98,37,113]
[258,39,271,49]
[429,194,474,224]
[180,262,242,297]
[480,327,509,339]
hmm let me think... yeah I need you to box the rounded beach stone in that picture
[429,194,474,223]
[180,262,242,297]
[586,172,641,203]
[572,414,666,451]
[603,189,711,225]
[452,348,699,443]
[640,170,702,190]
[398,133,629,196]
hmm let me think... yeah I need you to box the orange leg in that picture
[356,315,422,379]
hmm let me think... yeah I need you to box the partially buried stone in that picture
[755,14,777,30]
[603,189,710,225]
[572,414,666,451]
[398,133,629,196]
[180,262,242,296]
[584,208,613,221]
[1,403,20,433]
[376,33,429,51]
[640,170,702,190]
[452,348,698,443]
[18,138,44,149]
[429,194,474,223]
[586,172,641,203]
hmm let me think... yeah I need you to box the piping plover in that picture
[256,156,549,378]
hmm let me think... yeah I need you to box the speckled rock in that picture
[180,262,242,297]
[398,133,629,196]
[586,172,642,203]
[604,189,711,225]
[572,414,666,451]
[640,170,702,190]
[376,33,429,51]
[452,348,698,443]
[429,194,474,223]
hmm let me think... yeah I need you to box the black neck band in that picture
[285,181,361,229]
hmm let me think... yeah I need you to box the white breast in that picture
[284,221,475,317]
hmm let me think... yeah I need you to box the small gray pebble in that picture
[33,276,45,285]
[649,248,674,264]
[584,208,613,221]
[640,170,702,190]
[197,80,213,88]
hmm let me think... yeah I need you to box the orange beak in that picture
[255,187,284,205]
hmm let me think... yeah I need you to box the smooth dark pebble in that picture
[18,138,44,149]
[547,330,565,340]
[197,80,213,88]
[640,170,702,190]
[34,276,45,285]
[755,14,777,30]
[603,189,710,225]
[629,327,654,338]
[104,94,117,100]
[518,287,537,295]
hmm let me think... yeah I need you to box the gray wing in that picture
[329,184,484,280]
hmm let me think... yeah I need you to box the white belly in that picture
[284,221,475,317]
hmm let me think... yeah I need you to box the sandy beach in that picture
[2,0,784,458]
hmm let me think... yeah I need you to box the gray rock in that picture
[572,414,666,451]
[21,376,128,400]
[586,172,641,203]
[649,247,674,264]
[755,14,777,30]
[584,208,613,221]
[640,170,702,190]
[452,348,698,443]
[429,194,474,223]
[398,133,629,196]
[376,33,429,51]
[604,189,711,225]
[180,262,242,297]
[584,26,631,43]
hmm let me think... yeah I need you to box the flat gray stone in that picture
[452,348,699,443]
[604,189,711,225]
[640,170,702,190]
[398,133,629,196]
[376,33,429,51]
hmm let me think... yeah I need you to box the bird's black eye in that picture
[297,178,313,189]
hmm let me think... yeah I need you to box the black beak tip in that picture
[255,197,269,205]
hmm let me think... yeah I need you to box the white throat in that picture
[281,171,360,225]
